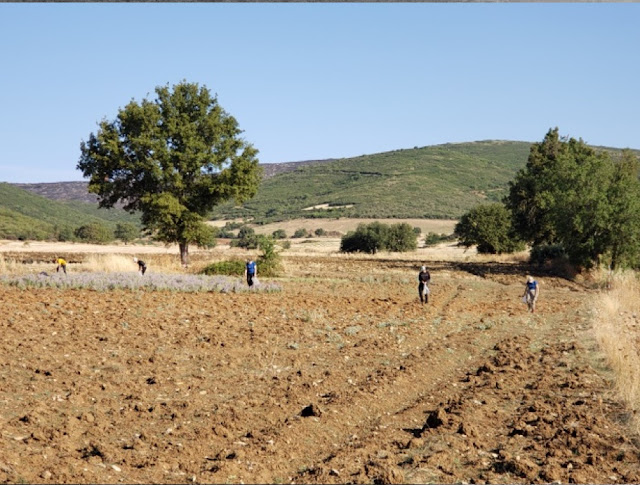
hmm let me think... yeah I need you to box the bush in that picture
[217,229,235,239]
[223,221,244,230]
[529,244,567,266]
[387,223,418,252]
[114,222,139,244]
[424,232,456,247]
[232,226,259,249]
[201,259,246,276]
[293,228,309,238]
[272,229,287,239]
[341,222,417,254]
[75,223,114,244]
[455,203,524,254]
[54,225,76,242]
[315,228,326,237]
[257,236,283,277]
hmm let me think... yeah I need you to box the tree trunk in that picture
[179,242,189,268]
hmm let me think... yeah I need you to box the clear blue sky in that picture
[1,3,638,183]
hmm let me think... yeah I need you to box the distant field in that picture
[210,218,458,236]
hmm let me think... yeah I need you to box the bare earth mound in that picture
[1,256,639,484]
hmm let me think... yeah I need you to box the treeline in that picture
[455,128,640,270]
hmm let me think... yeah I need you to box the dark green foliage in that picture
[293,228,309,238]
[78,80,261,266]
[232,226,259,249]
[424,232,456,246]
[201,259,245,276]
[54,225,76,242]
[387,223,418,252]
[74,223,114,244]
[272,229,287,239]
[224,221,244,230]
[190,224,217,249]
[340,221,416,254]
[506,129,640,269]
[257,235,282,277]
[413,226,422,236]
[455,203,524,254]
[529,244,567,266]
[314,228,326,237]
[602,150,640,269]
[114,222,139,244]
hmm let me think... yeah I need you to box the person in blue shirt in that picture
[245,259,257,287]
[523,275,540,313]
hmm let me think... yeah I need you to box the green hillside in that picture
[211,140,533,222]
[0,183,139,241]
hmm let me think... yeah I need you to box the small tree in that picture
[340,221,390,254]
[233,226,259,249]
[114,222,139,244]
[54,224,75,242]
[77,80,261,266]
[272,229,287,239]
[75,223,114,244]
[257,235,282,276]
[387,222,417,252]
[293,228,309,238]
[455,203,524,254]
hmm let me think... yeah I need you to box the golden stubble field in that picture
[1,240,640,484]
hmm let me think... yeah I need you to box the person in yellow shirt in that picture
[55,257,67,274]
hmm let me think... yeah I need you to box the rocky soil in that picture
[1,256,639,484]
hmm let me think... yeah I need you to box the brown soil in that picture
[1,256,639,484]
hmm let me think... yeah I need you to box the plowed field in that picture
[1,256,639,484]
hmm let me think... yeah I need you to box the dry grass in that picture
[592,270,640,432]
[209,218,458,236]
[2,238,531,277]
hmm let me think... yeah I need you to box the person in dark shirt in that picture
[133,257,147,275]
[418,265,431,304]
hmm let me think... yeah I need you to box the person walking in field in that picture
[523,275,540,313]
[55,257,67,274]
[245,259,257,287]
[418,265,431,304]
[133,257,147,275]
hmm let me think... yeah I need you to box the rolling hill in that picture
[211,140,533,222]
[0,183,140,241]
[7,140,638,236]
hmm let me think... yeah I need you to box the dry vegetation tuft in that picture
[592,270,640,432]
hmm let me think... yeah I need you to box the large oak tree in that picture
[78,81,261,266]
